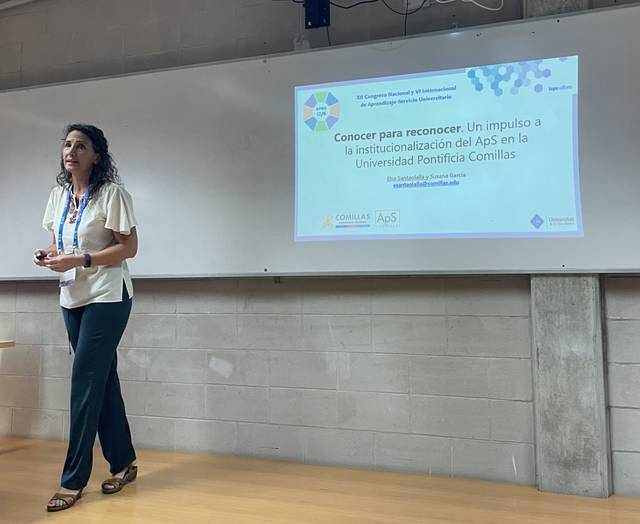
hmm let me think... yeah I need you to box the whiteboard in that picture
[1,5,639,279]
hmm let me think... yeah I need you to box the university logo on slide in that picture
[303,92,340,131]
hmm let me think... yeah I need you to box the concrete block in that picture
[488,358,532,401]
[130,280,179,314]
[178,44,237,67]
[0,283,16,312]
[609,364,640,408]
[447,316,531,358]
[0,346,40,375]
[206,385,269,422]
[525,0,589,17]
[610,408,640,452]
[236,422,305,461]
[374,433,452,475]
[302,315,372,352]
[0,376,38,408]
[15,281,60,313]
[0,407,11,434]
[372,277,446,315]
[373,315,446,355]
[0,71,20,90]
[338,353,409,393]
[144,382,205,419]
[69,25,123,64]
[176,314,236,349]
[129,415,175,450]
[174,419,237,454]
[123,17,178,56]
[44,0,95,36]
[490,400,534,443]
[0,12,46,45]
[452,439,535,485]
[235,3,299,40]
[607,320,640,363]
[239,34,292,62]
[146,349,207,383]
[269,351,337,390]
[117,348,148,381]
[122,314,177,348]
[120,381,147,416]
[178,4,236,48]
[20,67,70,88]
[301,278,372,315]
[0,43,21,75]
[93,0,153,28]
[21,34,72,72]
[411,395,490,439]
[175,279,237,314]
[16,312,67,346]
[0,313,15,341]
[613,452,640,496]
[207,350,269,386]
[11,408,64,440]
[237,315,301,349]
[38,378,69,411]
[237,278,302,314]
[606,277,640,319]
[337,392,410,432]
[122,50,180,74]
[152,0,207,19]
[40,346,72,378]
[304,428,374,467]
[270,388,337,427]
[410,356,489,397]
[62,411,70,438]
[444,277,530,316]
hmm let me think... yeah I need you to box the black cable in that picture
[290,0,378,7]
[380,0,428,15]
[331,0,378,8]
[404,0,408,35]
[326,26,332,45]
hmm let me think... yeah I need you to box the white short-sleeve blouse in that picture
[42,182,137,309]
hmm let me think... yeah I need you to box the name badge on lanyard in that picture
[58,190,88,288]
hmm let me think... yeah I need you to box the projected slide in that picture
[295,56,581,241]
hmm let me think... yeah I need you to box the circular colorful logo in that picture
[303,92,340,131]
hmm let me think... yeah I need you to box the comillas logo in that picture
[303,92,340,131]
[334,211,371,229]
[336,213,370,222]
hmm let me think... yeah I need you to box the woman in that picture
[34,124,139,512]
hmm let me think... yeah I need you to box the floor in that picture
[1,437,639,524]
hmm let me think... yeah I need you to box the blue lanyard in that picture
[57,190,88,254]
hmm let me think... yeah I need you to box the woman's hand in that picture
[33,249,54,267]
[42,254,82,273]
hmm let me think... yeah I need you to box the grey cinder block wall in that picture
[606,277,640,496]
[0,276,534,483]
[1,0,640,495]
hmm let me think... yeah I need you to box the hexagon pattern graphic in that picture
[466,58,566,96]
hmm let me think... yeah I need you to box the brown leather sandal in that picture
[101,463,138,494]
[46,488,83,512]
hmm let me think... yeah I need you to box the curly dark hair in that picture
[56,123,121,200]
